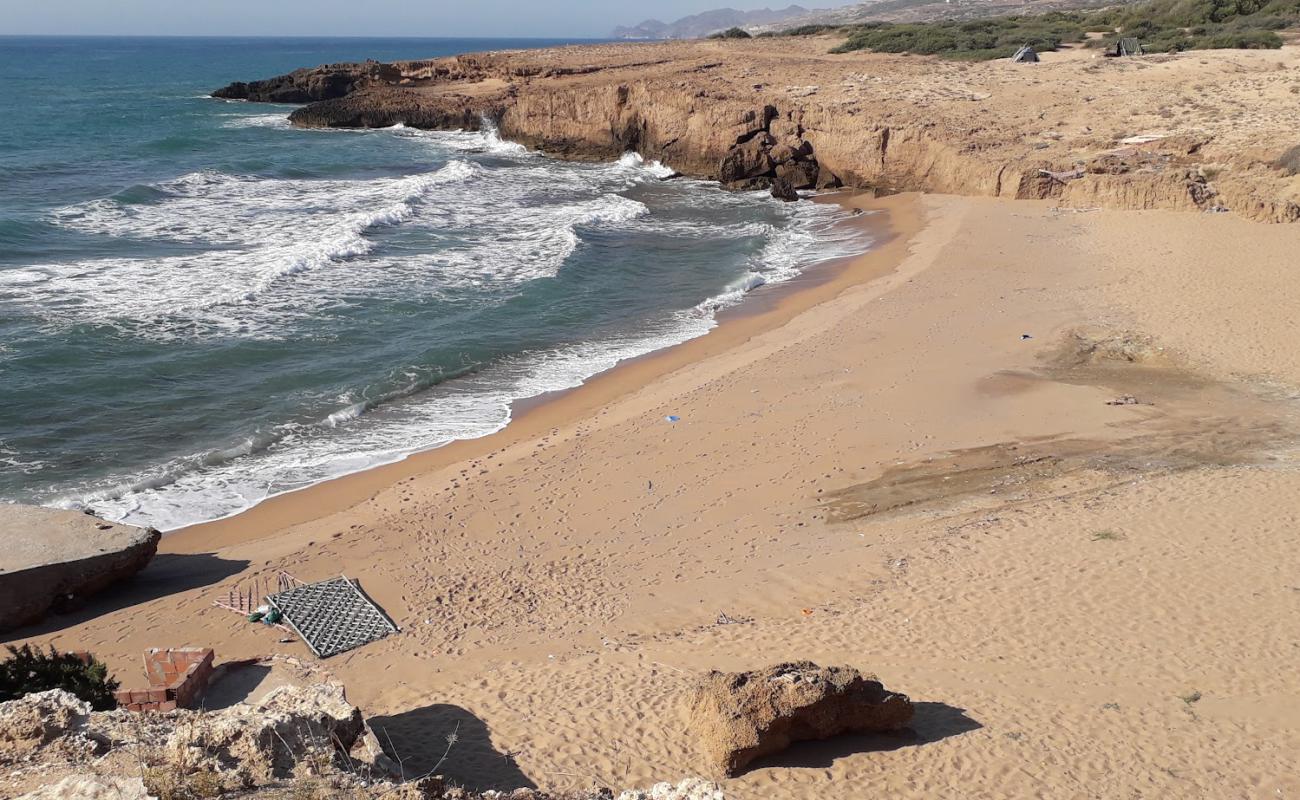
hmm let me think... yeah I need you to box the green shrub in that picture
[831,15,1087,58]
[0,644,119,710]
[832,0,1295,58]
[708,26,753,39]
[779,24,842,36]
[1275,144,1300,175]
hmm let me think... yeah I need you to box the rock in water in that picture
[0,506,160,632]
[212,62,399,103]
[770,175,800,202]
[689,662,913,777]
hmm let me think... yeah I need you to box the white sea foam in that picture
[221,113,292,129]
[22,137,874,529]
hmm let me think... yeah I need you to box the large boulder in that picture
[166,682,364,786]
[0,506,160,632]
[770,174,800,202]
[776,159,820,191]
[0,689,103,763]
[689,662,913,777]
[720,133,775,185]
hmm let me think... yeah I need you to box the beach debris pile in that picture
[266,575,400,658]
[688,661,913,777]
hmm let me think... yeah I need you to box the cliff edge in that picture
[215,38,1300,221]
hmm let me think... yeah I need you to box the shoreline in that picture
[9,188,1300,797]
[168,191,917,553]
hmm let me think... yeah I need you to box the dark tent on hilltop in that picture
[1012,44,1040,63]
[1106,37,1146,57]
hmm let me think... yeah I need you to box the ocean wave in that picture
[221,113,292,129]
[13,133,875,529]
[409,121,531,157]
[53,196,873,531]
[615,152,677,179]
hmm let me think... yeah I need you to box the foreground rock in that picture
[689,662,913,777]
[0,505,160,632]
[2,686,722,799]
[17,776,149,800]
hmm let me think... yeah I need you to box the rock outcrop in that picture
[212,61,403,103]
[2,685,722,799]
[0,690,104,764]
[0,506,160,632]
[288,87,503,131]
[17,776,149,800]
[212,39,1300,221]
[689,662,913,777]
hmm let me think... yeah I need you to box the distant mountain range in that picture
[610,6,816,39]
[613,0,1127,39]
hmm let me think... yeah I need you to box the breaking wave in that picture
[7,118,874,530]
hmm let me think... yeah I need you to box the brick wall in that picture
[114,647,215,713]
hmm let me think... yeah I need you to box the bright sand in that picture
[9,193,1300,798]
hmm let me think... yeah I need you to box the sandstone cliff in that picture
[219,38,1300,221]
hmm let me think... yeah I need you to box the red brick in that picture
[158,701,177,712]
[127,703,142,712]
[147,689,167,703]
[114,690,133,706]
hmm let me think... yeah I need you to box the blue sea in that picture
[0,36,871,530]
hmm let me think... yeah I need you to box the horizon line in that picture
[0,33,613,41]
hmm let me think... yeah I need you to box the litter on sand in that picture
[665,415,681,423]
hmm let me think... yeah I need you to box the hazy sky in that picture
[5,0,843,38]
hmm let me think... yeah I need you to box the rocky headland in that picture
[214,36,1300,219]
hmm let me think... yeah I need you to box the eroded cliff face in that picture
[224,38,1300,221]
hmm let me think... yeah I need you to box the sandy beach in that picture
[7,181,1300,798]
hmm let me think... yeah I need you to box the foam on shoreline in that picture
[15,124,875,531]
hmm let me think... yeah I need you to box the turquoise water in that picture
[0,37,871,530]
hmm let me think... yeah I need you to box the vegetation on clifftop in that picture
[708,26,754,39]
[0,644,119,711]
[830,15,1088,60]
[793,0,1300,59]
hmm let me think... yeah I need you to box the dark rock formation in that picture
[288,87,503,130]
[720,134,776,185]
[0,506,160,632]
[770,174,800,201]
[212,61,400,103]
[689,662,913,777]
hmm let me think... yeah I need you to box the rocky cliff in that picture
[218,38,1300,221]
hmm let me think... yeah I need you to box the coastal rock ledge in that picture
[0,505,160,632]
[214,40,1300,222]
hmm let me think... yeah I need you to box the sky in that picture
[3,0,845,38]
